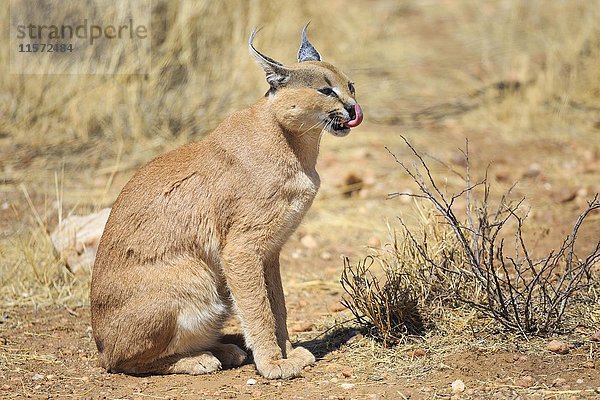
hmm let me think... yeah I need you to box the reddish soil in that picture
[1,288,599,399]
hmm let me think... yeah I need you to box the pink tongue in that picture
[344,103,363,128]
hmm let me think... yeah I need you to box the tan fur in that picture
[91,32,361,379]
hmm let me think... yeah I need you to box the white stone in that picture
[50,208,111,274]
[31,373,44,381]
[451,379,465,393]
[300,234,318,249]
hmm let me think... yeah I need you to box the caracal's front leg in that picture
[222,245,314,379]
[265,254,292,356]
[265,254,315,367]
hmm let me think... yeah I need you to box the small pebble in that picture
[450,152,467,167]
[451,379,465,393]
[576,378,584,384]
[523,163,542,178]
[340,383,355,389]
[329,302,347,313]
[494,169,510,182]
[409,348,427,358]
[354,148,371,160]
[367,236,381,248]
[341,173,363,197]
[591,331,600,342]
[246,378,257,385]
[291,322,314,333]
[1,384,10,390]
[31,373,44,381]
[341,368,353,378]
[291,249,303,259]
[346,331,363,345]
[556,189,578,203]
[547,340,569,354]
[515,376,534,388]
[553,378,567,387]
[300,235,318,249]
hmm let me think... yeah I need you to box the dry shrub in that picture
[342,138,599,340]
[341,256,423,346]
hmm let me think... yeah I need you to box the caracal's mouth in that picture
[327,120,351,136]
[325,103,363,137]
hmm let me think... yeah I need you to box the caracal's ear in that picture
[249,29,291,89]
[297,23,321,62]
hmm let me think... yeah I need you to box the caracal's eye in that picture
[318,87,337,97]
[348,82,355,96]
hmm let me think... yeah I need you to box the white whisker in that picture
[297,119,326,138]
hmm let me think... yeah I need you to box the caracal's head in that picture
[249,25,363,138]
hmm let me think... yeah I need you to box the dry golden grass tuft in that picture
[0,225,88,308]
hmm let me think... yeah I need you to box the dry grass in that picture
[0,226,89,308]
[341,256,424,346]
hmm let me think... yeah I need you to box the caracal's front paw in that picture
[256,346,315,379]
[169,352,222,375]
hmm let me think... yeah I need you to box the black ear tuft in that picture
[298,23,322,62]
[249,28,291,88]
